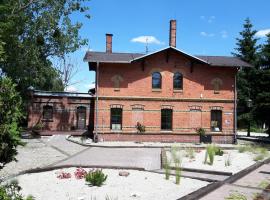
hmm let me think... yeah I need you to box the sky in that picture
[66,0,270,93]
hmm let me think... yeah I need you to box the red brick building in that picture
[27,90,94,135]
[83,20,251,143]
[27,20,251,143]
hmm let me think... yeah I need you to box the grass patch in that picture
[225,191,247,200]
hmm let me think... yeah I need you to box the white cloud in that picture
[200,32,215,37]
[221,30,228,38]
[200,15,215,23]
[131,36,164,45]
[256,29,270,37]
[85,83,95,89]
[65,85,78,92]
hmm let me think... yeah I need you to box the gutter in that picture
[94,62,99,142]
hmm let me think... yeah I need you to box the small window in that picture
[152,72,162,89]
[43,105,53,121]
[173,72,183,90]
[161,109,172,130]
[211,78,223,94]
[110,108,122,130]
[211,110,222,132]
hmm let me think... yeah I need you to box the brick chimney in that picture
[106,33,113,53]
[169,20,176,47]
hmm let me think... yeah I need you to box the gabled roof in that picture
[83,46,252,68]
[130,46,209,64]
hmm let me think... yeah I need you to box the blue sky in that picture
[66,0,270,92]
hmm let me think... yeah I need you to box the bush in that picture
[185,148,195,159]
[0,77,24,167]
[214,147,224,156]
[135,122,145,133]
[85,169,108,187]
[196,128,205,136]
[0,180,34,200]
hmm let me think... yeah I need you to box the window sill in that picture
[214,91,220,94]
[114,88,120,91]
[173,89,183,93]
[210,131,222,134]
[111,129,122,133]
[161,130,173,133]
[152,89,161,92]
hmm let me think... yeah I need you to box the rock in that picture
[119,171,130,177]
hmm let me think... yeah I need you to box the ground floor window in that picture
[110,108,122,130]
[43,105,53,121]
[211,110,222,131]
[161,109,172,130]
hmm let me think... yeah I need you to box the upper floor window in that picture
[173,72,183,90]
[152,72,162,89]
[43,105,53,121]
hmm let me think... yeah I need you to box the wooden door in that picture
[77,106,86,129]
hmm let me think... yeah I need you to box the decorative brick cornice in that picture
[131,104,145,110]
[110,104,123,108]
[98,96,234,103]
[189,105,202,111]
[210,106,224,110]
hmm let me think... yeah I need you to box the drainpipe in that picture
[234,70,238,144]
[94,62,99,142]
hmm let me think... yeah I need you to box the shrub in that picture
[57,171,71,179]
[214,147,224,156]
[85,169,107,187]
[253,154,265,161]
[196,128,205,136]
[0,180,34,200]
[0,77,24,167]
[135,122,145,133]
[74,168,87,179]
[237,145,253,153]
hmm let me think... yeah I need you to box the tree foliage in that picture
[0,0,90,97]
[0,77,23,167]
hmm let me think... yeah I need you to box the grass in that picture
[258,180,270,189]
[204,144,216,165]
[164,156,171,180]
[225,191,247,200]
[225,153,232,167]
[237,144,269,161]
[170,146,182,185]
[185,148,195,159]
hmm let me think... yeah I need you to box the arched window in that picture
[173,72,183,90]
[43,105,53,121]
[152,72,161,89]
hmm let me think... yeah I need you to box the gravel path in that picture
[0,136,88,181]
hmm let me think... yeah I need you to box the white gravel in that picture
[166,149,257,174]
[16,168,209,200]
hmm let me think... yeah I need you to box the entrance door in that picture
[77,106,86,129]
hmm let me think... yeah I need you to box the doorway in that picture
[77,106,86,129]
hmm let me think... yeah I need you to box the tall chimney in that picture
[106,33,113,53]
[169,20,176,47]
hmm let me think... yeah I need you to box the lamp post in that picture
[247,99,252,137]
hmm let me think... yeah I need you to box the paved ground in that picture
[200,163,270,200]
[56,147,161,170]
[0,136,161,181]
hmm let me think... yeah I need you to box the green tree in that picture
[233,18,259,131]
[254,33,270,135]
[0,0,90,98]
[0,77,23,167]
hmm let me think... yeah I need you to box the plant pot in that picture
[200,135,212,143]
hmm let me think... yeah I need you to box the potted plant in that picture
[135,122,145,133]
[32,122,43,135]
[196,127,212,143]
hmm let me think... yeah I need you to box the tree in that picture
[233,18,259,131]
[253,33,270,135]
[0,0,90,98]
[0,77,23,167]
